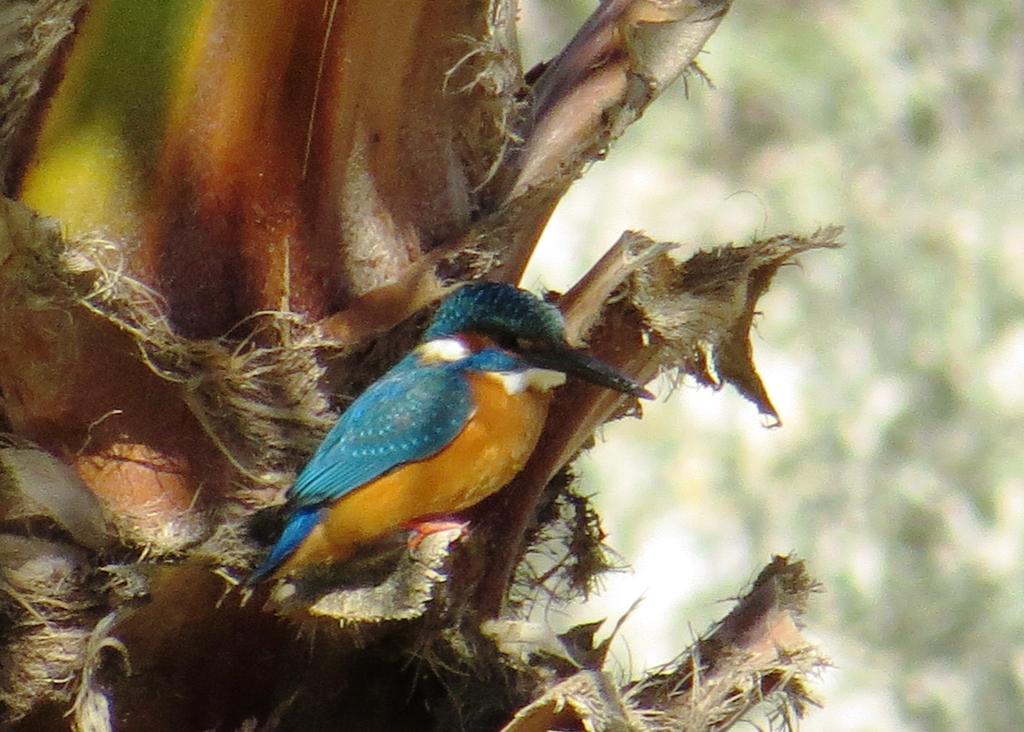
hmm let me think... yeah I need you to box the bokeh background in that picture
[519,2,1024,730]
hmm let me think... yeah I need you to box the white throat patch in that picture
[486,368,566,395]
[418,338,471,363]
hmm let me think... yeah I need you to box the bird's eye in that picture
[494,332,518,350]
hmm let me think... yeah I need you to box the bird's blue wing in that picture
[247,359,475,583]
[287,358,475,507]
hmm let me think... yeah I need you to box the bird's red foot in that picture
[403,518,470,551]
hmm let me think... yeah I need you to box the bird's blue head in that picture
[422,282,652,399]
[424,282,565,345]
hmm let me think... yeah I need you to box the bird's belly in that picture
[310,376,552,564]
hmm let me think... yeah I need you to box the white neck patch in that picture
[418,337,471,363]
[486,368,566,395]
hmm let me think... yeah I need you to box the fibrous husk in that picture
[0,195,333,555]
[0,534,99,725]
[0,0,85,192]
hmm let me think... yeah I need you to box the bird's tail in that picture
[246,506,323,585]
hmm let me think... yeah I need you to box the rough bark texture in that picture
[0,1,834,729]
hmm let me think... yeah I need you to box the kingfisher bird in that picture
[248,282,652,583]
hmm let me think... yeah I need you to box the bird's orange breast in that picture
[280,373,552,573]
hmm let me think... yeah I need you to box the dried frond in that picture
[477,228,842,616]
[0,440,112,550]
[629,227,845,423]
[624,556,827,730]
[499,557,826,732]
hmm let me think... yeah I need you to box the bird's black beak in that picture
[523,344,654,400]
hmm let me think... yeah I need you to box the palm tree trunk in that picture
[0,2,831,729]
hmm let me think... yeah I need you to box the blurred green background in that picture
[520,2,1024,730]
